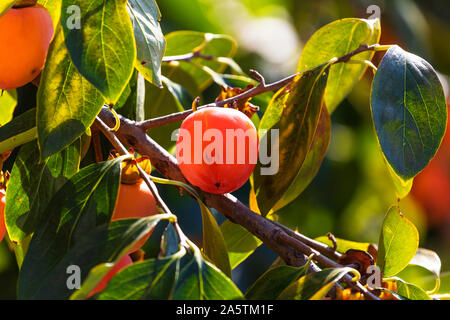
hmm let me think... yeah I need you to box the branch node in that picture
[192,96,201,111]
[327,232,338,251]
[249,69,266,87]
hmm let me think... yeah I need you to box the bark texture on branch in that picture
[98,108,317,271]
[98,102,380,300]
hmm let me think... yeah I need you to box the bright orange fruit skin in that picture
[0,189,5,242]
[88,254,133,297]
[176,107,259,194]
[112,180,159,252]
[0,5,54,90]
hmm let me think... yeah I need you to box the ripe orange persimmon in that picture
[88,254,133,297]
[112,179,159,252]
[176,107,259,194]
[0,5,54,90]
[0,189,5,242]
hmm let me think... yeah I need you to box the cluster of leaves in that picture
[0,0,447,300]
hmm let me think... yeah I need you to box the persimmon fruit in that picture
[0,5,54,90]
[176,107,259,194]
[0,189,5,242]
[112,179,159,252]
[88,254,133,297]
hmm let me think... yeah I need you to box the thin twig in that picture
[94,117,128,154]
[94,117,169,213]
[162,51,214,63]
[91,127,104,163]
[275,231,380,300]
[94,116,192,250]
[135,70,298,131]
[98,109,318,270]
[137,43,385,131]
[248,69,266,86]
[327,232,338,251]
[270,220,341,261]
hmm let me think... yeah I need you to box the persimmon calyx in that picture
[0,171,9,191]
[108,150,152,185]
[215,85,259,118]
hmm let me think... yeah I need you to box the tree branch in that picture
[94,116,193,250]
[94,117,171,215]
[98,109,318,269]
[137,43,384,131]
[98,108,380,300]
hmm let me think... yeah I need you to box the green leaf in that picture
[11,234,31,270]
[161,222,181,257]
[0,108,37,154]
[246,265,309,300]
[383,278,432,300]
[23,216,169,300]
[298,18,381,113]
[314,236,371,254]
[164,31,237,90]
[148,175,231,277]
[18,157,125,299]
[273,107,331,211]
[221,219,262,269]
[144,78,190,150]
[199,204,232,278]
[433,272,450,295]
[173,249,243,300]
[410,248,441,280]
[371,45,447,180]
[61,0,136,103]
[162,76,194,110]
[0,89,16,126]
[397,265,438,294]
[114,70,138,121]
[97,243,242,300]
[377,206,419,277]
[384,155,413,199]
[37,25,104,160]
[69,215,173,300]
[277,267,357,300]
[128,0,166,87]
[396,280,432,300]
[404,248,442,293]
[161,63,201,98]
[5,140,80,243]
[0,0,15,18]
[96,249,184,300]
[253,64,330,215]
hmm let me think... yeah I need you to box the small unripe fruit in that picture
[0,189,5,242]
[112,180,159,252]
[0,5,54,90]
[89,254,133,297]
[176,107,259,194]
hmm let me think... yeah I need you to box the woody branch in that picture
[97,108,380,300]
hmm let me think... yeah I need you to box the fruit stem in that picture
[12,0,38,8]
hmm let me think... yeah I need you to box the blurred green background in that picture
[1,0,450,298]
